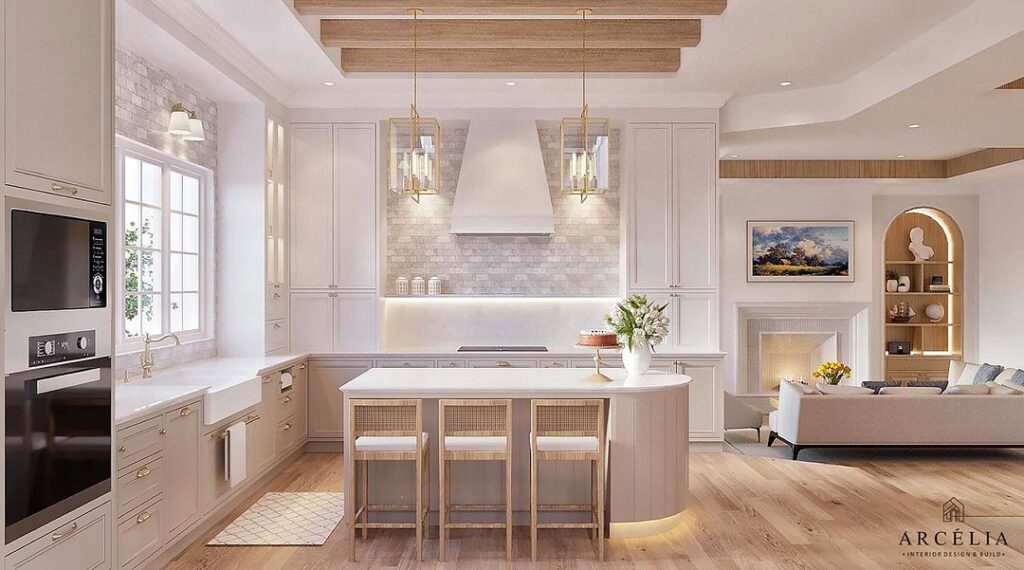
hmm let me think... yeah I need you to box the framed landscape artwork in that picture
[747,221,855,282]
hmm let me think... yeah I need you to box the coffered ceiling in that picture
[296,0,725,73]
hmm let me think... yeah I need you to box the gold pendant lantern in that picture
[388,8,441,203]
[560,8,610,203]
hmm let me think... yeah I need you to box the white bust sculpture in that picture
[908,227,934,261]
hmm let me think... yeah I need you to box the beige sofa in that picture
[767,362,1024,459]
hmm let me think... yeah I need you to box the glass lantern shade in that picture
[388,107,441,203]
[560,111,610,203]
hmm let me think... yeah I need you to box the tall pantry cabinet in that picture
[289,123,379,352]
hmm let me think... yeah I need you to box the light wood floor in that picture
[167,449,1024,568]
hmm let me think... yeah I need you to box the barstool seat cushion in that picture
[355,433,429,452]
[444,436,507,452]
[532,434,600,452]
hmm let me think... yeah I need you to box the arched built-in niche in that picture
[883,207,964,382]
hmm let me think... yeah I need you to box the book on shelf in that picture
[928,285,952,293]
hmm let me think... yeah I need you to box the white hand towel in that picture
[280,372,293,390]
[225,421,247,487]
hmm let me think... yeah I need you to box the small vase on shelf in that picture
[886,280,899,293]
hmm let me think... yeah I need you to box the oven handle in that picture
[35,369,102,395]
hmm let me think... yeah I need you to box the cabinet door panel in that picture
[309,363,371,440]
[334,293,378,352]
[290,125,334,289]
[675,293,717,351]
[293,364,309,442]
[682,364,720,440]
[4,0,112,203]
[247,376,279,476]
[629,125,674,290]
[673,124,716,288]
[162,402,202,543]
[333,125,377,289]
[290,293,335,352]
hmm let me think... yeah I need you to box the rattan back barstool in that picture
[438,399,513,561]
[348,399,429,561]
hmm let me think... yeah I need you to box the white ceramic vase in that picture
[622,344,652,377]
[886,280,899,293]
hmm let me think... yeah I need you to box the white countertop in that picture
[341,367,691,398]
[115,353,309,426]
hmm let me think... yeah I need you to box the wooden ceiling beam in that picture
[340,48,680,72]
[996,77,1024,89]
[321,19,701,49]
[296,0,727,16]
[720,149,1024,179]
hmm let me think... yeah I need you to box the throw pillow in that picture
[1012,369,1024,386]
[948,360,966,385]
[987,382,1023,396]
[957,363,982,385]
[817,383,874,395]
[861,380,900,394]
[994,368,1019,387]
[944,384,990,395]
[908,380,949,391]
[878,386,943,396]
[974,363,1005,384]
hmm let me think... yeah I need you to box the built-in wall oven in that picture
[4,198,111,543]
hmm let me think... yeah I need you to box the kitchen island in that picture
[341,367,691,538]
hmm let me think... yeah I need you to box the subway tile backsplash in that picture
[386,126,620,296]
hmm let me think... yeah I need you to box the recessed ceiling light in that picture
[897,154,906,159]
[779,81,793,87]
[505,81,517,86]
[322,81,336,87]
[906,123,921,129]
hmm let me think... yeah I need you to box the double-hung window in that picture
[117,139,211,345]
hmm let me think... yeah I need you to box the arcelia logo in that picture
[898,497,1010,558]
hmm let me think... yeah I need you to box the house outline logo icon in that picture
[943,497,965,523]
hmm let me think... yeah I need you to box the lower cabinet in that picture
[5,502,112,570]
[201,408,258,513]
[161,402,201,543]
[679,361,722,441]
[117,499,163,570]
[248,375,280,476]
[308,360,372,440]
[292,363,309,442]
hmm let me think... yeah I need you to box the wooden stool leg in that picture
[350,459,358,562]
[439,457,446,561]
[597,457,605,562]
[360,460,368,540]
[590,460,597,540]
[416,452,424,562]
[506,455,513,562]
[531,453,538,562]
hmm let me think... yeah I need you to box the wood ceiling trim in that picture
[996,77,1024,89]
[721,149,1024,179]
[296,0,727,16]
[321,19,701,49]
[340,48,681,72]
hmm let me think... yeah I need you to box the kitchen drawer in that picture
[266,288,287,321]
[539,359,569,369]
[468,358,537,368]
[117,498,162,570]
[116,455,164,518]
[6,503,111,570]
[438,359,466,369]
[276,418,298,456]
[375,359,436,368]
[116,416,164,468]
[278,391,297,421]
[266,319,288,353]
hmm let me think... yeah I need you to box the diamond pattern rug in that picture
[208,492,344,546]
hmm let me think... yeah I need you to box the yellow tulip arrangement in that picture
[813,361,852,385]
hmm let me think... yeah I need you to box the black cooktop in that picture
[457,346,549,353]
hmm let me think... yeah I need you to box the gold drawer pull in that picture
[51,183,79,196]
[263,377,273,384]
[446,361,458,367]
[180,406,192,417]
[273,323,282,330]
[545,362,564,368]
[160,428,167,435]
[496,361,511,368]
[51,522,78,541]
[283,397,292,404]
[118,445,127,452]
[136,512,151,524]
[136,466,151,479]
[273,293,281,299]
[283,423,292,431]
[299,363,307,370]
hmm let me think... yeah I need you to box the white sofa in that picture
[767,361,1024,459]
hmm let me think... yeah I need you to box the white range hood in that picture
[450,114,555,235]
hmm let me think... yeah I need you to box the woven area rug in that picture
[208,492,344,546]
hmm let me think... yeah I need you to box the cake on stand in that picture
[576,330,620,382]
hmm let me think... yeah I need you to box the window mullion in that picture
[162,164,172,334]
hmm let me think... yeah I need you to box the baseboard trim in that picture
[140,445,307,570]
[306,440,344,452]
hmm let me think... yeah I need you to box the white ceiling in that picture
[122,0,1024,161]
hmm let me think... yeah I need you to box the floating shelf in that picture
[885,260,954,265]
[886,323,961,327]
[884,292,959,296]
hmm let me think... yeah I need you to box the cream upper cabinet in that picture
[289,123,377,291]
[333,124,377,289]
[290,292,377,352]
[290,125,335,290]
[628,123,717,290]
[3,0,113,204]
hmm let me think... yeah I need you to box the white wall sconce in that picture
[168,103,206,142]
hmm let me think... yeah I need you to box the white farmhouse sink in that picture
[143,373,262,425]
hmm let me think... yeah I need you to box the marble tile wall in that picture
[386,125,620,296]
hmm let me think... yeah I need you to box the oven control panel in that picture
[29,330,96,367]
[89,221,107,308]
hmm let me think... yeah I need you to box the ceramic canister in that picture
[427,276,441,295]
[411,276,426,296]
[394,275,410,295]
